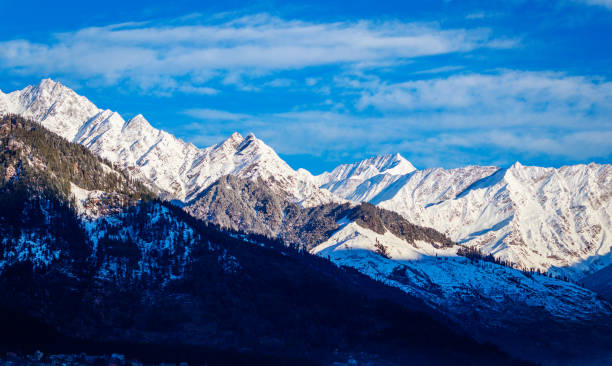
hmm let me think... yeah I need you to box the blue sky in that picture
[0,0,611,173]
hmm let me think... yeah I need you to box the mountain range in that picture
[2,79,612,364]
[2,79,610,278]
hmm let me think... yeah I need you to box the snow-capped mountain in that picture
[0,79,336,206]
[2,79,611,282]
[318,157,612,280]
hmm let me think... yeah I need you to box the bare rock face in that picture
[185,175,293,238]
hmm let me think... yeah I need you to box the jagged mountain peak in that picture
[215,131,243,150]
[2,80,339,205]
[510,160,524,168]
[36,77,64,91]
[2,78,100,140]
[123,113,156,135]
[236,132,275,155]
[26,78,63,96]
[375,152,416,173]
[314,153,417,201]
[126,113,148,125]
[209,131,285,169]
[318,152,417,186]
[23,78,86,110]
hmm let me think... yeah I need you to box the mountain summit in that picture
[0,79,336,205]
[317,153,416,185]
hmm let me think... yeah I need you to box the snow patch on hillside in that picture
[312,223,611,322]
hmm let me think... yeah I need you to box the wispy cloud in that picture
[177,85,219,95]
[576,0,612,9]
[356,71,612,125]
[413,65,464,74]
[0,13,513,93]
[183,108,251,121]
[179,70,612,168]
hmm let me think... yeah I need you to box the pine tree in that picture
[374,238,391,259]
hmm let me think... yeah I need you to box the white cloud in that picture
[305,77,319,86]
[177,85,219,95]
[356,71,612,129]
[413,65,464,74]
[264,78,294,87]
[0,13,512,93]
[577,0,612,9]
[182,108,251,121]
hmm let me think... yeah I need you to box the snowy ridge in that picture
[320,156,612,280]
[0,79,337,206]
[311,222,611,322]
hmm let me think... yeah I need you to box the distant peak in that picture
[380,152,406,162]
[236,132,275,155]
[364,153,416,174]
[127,114,146,123]
[216,132,244,150]
[37,78,61,90]
[124,114,154,131]
[391,153,416,171]
[31,78,74,98]
[39,78,56,85]
[510,161,524,169]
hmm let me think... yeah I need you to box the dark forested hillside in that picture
[0,115,530,365]
[0,114,155,229]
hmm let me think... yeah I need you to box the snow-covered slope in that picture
[320,156,612,280]
[0,79,336,205]
[312,221,610,325]
[310,219,612,364]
